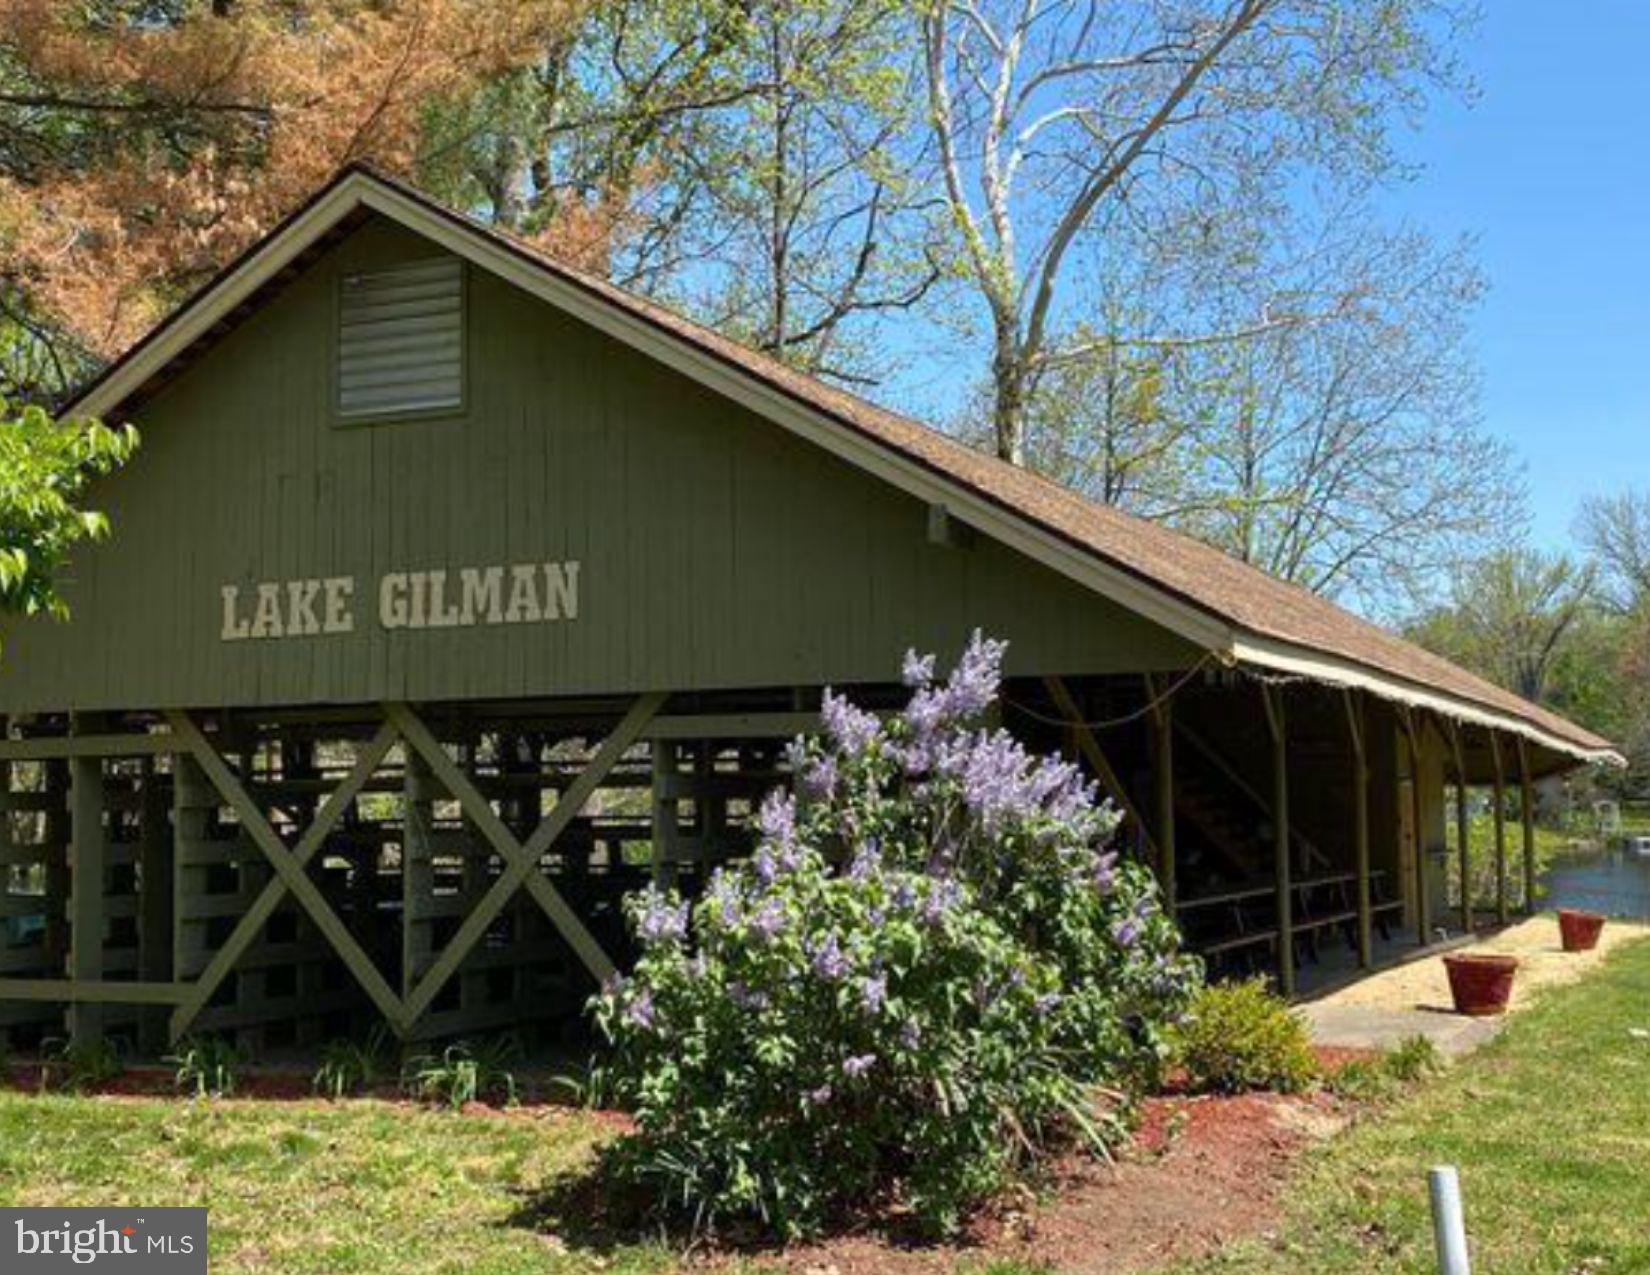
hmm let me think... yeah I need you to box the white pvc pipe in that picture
[1429,1165,1472,1275]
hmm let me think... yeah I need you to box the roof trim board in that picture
[62,166,1623,768]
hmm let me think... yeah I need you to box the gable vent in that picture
[337,257,464,420]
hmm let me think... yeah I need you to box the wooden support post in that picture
[1518,737,1537,914]
[1445,721,1471,937]
[137,758,174,1054]
[1342,691,1372,968]
[1490,730,1508,925]
[1144,675,1176,908]
[67,719,107,1045]
[1261,684,1292,997]
[650,741,678,888]
[1400,710,1430,946]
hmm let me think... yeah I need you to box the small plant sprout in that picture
[167,1035,245,1100]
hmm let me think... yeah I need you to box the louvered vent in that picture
[337,257,464,420]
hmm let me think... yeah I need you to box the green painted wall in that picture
[0,215,1199,713]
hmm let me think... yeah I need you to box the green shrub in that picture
[1383,1033,1443,1082]
[1174,979,1318,1094]
[167,1035,245,1099]
[591,635,1200,1239]
[38,1037,123,1092]
[403,1037,520,1110]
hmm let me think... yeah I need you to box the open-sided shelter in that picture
[0,166,1618,1052]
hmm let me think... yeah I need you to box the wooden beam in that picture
[1398,709,1430,946]
[0,733,176,762]
[1342,690,1372,968]
[1260,684,1293,997]
[0,979,190,1005]
[644,712,817,740]
[393,692,666,1026]
[1043,677,1156,862]
[1445,719,1472,936]
[169,721,397,1042]
[1490,729,1508,925]
[1517,736,1537,914]
[165,711,409,1035]
[137,759,173,1054]
[67,719,106,1045]
[1144,675,1176,907]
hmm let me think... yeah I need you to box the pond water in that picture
[1541,845,1650,920]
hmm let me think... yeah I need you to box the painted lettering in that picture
[219,561,582,641]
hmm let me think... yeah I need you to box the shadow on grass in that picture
[503,1155,970,1261]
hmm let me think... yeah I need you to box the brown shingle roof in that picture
[68,164,1617,762]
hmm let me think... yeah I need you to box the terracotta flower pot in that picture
[1443,953,1518,1017]
[1559,908,1606,953]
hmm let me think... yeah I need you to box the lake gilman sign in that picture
[220,561,581,642]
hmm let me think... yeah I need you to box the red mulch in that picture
[701,1089,1349,1275]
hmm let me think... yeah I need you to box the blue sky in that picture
[1387,1,1650,549]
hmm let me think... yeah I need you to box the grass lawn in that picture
[3,935,1649,1274]
[0,1091,669,1275]
[1173,932,1650,1274]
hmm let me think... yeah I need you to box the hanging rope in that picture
[1006,652,1220,732]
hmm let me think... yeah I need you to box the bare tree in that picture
[1577,490,1650,614]
[917,0,1467,462]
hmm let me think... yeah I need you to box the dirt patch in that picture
[710,1091,1347,1275]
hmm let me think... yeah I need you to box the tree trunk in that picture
[992,325,1026,465]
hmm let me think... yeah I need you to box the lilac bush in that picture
[590,633,1199,1238]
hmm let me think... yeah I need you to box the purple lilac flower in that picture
[801,753,839,800]
[804,1084,834,1107]
[636,891,689,944]
[821,688,882,753]
[902,649,937,688]
[783,735,810,774]
[751,898,786,940]
[753,848,779,886]
[1113,917,1142,948]
[1033,992,1062,1017]
[729,981,769,1012]
[809,933,851,981]
[849,840,881,882]
[921,876,961,925]
[892,878,918,910]
[842,1053,876,1079]
[940,630,1008,721]
[623,989,656,1030]
[899,1020,922,1050]
[859,972,887,1014]
[1093,850,1119,893]
[758,791,798,853]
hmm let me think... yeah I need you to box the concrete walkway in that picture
[1301,914,1650,1059]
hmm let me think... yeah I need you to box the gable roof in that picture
[64,164,1620,768]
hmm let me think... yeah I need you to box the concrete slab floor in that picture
[1301,914,1650,1059]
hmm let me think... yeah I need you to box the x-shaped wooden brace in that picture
[166,713,406,1041]
[389,692,665,1026]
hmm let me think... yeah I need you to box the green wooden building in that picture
[0,166,1618,1053]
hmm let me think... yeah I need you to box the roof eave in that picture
[1231,632,1624,769]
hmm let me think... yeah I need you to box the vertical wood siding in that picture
[0,216,1199,713]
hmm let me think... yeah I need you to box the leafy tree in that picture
[1577,489,1650,614]
[0,403,136,626]
[1408,548,1596,704]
